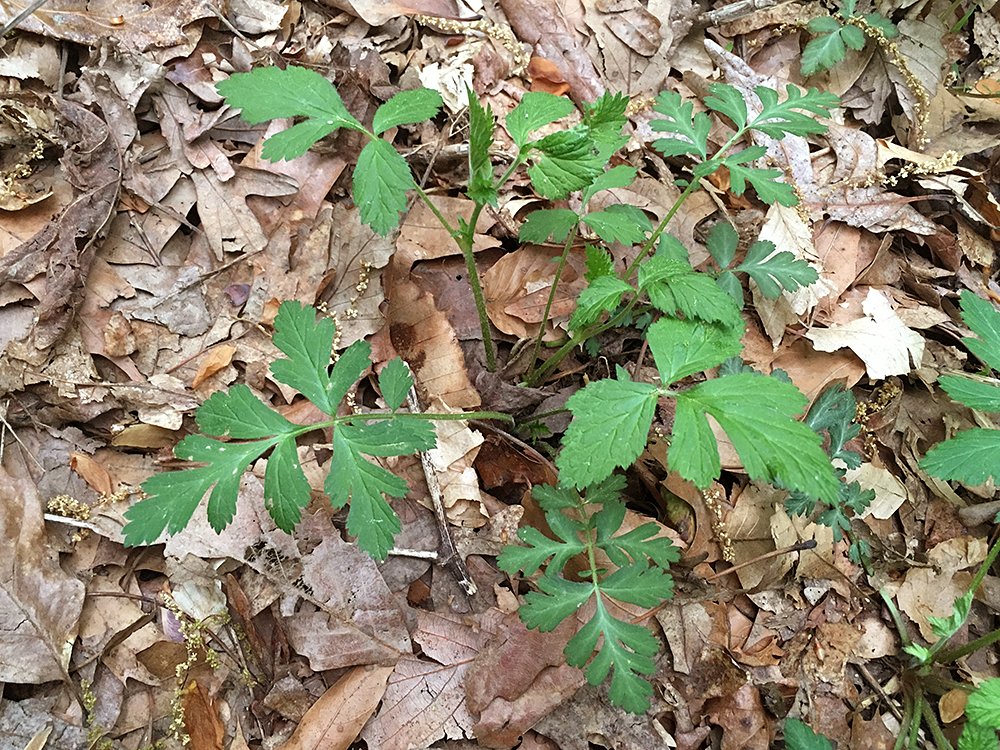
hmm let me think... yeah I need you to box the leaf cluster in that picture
[783,383,874,564]
[122,302,435,560]
[801,0,899,76]
[920,291,1000,485]
[497,477,679,713]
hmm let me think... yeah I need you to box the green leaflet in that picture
[123,302,435,560]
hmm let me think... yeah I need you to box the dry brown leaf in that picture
[275,665,394,750]
[69,451,113,497]
[191,344,237,389]
[182,679,225,750]
[0,460,85,683]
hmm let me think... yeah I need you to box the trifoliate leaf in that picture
[558,376,659,487]
[920,428,1000,485]
[570,274,634,329]
[378,357,413,412]
[582,165,638,206]
[966,679,1000,731]
[638,256,742,325]
[507,91,576,149]
[467,88,498,205]
[650,90,711,158]
[706,222,739,270]
[751,85,838,137]
[527,129,605,199]
[671,373,840,503]
[959,290,1000,372]
[372,87,442,135]
[354,137,416,235]
[519,208,579,243]
[784,718,833,750]
[196,384,295,439]
[216,66,364,160]
[124,435,277,544]
[327,420,434,560]
[939,375,1000,412]
[738,240,819,297]
[802,31,848,75]
[584,244,616,281]
[646,316,744,385]
[727,160,798,206]
[704,84,749,130]
[583,205,652,245]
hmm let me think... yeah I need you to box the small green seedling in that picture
[801,0,899,76]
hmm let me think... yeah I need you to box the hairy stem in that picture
[526,224,581,382]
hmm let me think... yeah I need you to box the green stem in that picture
[624,177,702,277]
[881,588,914,648]
[525,224,580,382]
[908,689,924,749]
[921,695,954,750]
[414,186,497,372]
[936,626,1000,665]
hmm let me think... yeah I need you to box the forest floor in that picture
[1,0,1000,749]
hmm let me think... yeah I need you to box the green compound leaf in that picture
[570,274,634,329]
[966,679,1000,731]
[704,84,749,130]
[583,91,630,158]
[706,222,739,270]
[583,205,652,245]
[670,373,840,503]
[354,137,416,236]
[801,29,848,76]
[527,129,605,199]
[507,91,576,149]
[939,375,1000,412]
[784,718,834,750]
[216,66,365,161]
[920,428,1000,485]
[378,357,413,412]
[751,85,838,138]
[558,375,659,488]
[726,159,798,206]
[808,15,843,34]
[124,435,277,545]
[646,316,744,385]
[804,383,862,467]
[196,384,295,439]
[582,165,637,206]
[327,420,435,560]
[638,256,742,325]
[650,90,711,158]
[569,600,659,713]
[958,290,1000,372]
[519,208,580,243]
[467,88,498,206]
[738,240,819,297]
[372,87,442,136]
[518,575,594,631]
[498,511,586,578]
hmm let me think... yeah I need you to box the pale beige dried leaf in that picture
[275,665,394,750]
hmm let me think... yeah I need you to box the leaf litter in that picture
[0,0,999,748]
